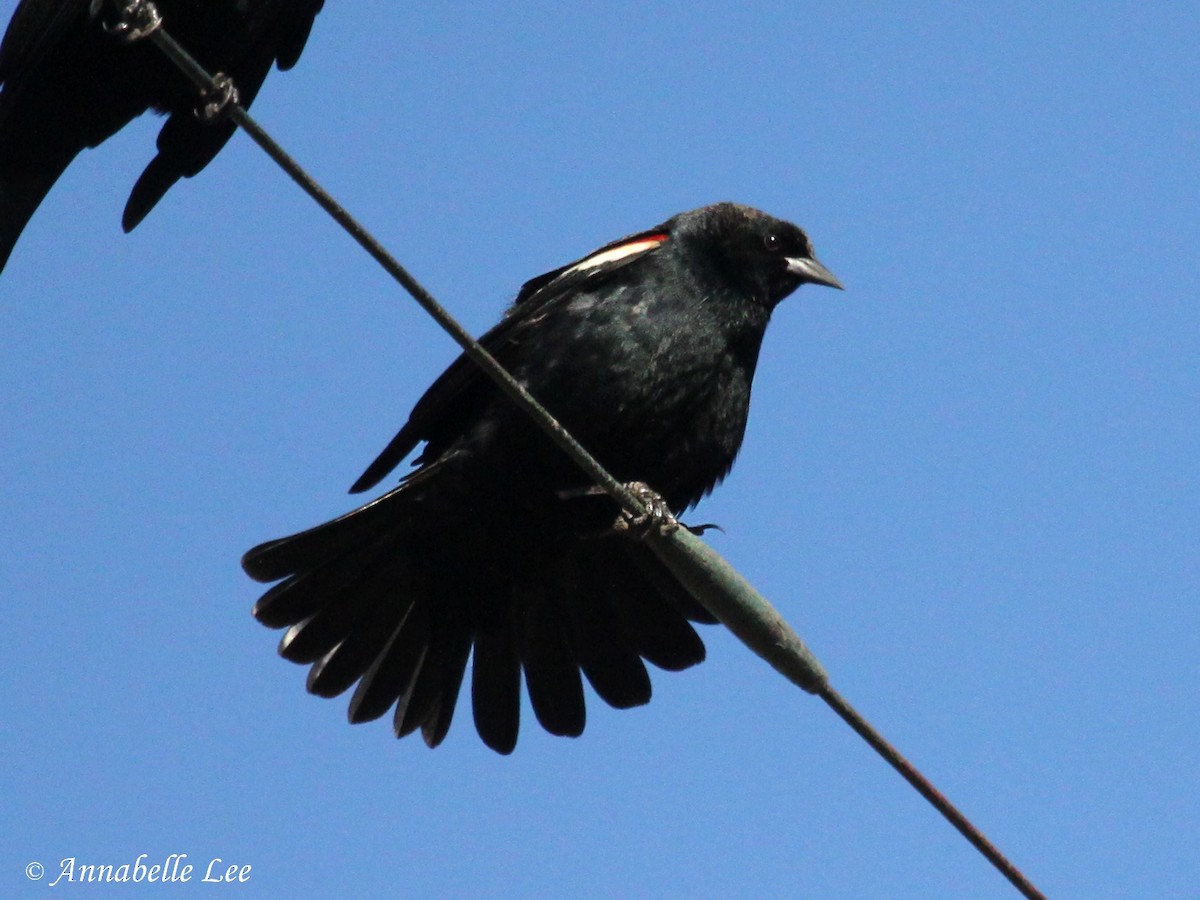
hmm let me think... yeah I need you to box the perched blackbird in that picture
[243,202,843,754]
[0,0,324,273]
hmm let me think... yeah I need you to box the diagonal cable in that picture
[103,4,1045,897]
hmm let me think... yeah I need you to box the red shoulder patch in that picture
[565,232,668,277]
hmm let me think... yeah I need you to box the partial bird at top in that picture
[0,0,325,274]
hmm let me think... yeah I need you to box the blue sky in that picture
[3,3,1197,897]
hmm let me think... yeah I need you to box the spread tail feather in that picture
[245,486,711,751]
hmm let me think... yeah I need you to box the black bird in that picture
[243,202,843,754]
[0,0,324,273]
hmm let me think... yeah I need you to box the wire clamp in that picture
[103,0,163,42]
[196,73,241,123]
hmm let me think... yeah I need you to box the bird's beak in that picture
[787,255,844,290]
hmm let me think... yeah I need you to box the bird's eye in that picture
[763,233,781,253]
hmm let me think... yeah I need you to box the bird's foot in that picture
[614,482,680,538]
[104,0,163,42]
[196,74,241,122]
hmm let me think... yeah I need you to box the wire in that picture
[104,3,1045,896]
[821,685,1045,899]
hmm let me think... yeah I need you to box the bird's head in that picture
[678,202,843,307]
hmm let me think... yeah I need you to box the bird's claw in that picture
[615,482,679,538]
[196,74,240,122]
[104,0,163,42]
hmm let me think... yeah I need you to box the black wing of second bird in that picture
[0,0,324,273]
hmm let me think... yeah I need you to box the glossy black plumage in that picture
[0,0,324,273]
[243,202,843,754]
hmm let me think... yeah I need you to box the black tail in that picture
[0,150,75,274]
[244,487,716,754]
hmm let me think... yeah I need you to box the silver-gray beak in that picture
[787,255,844,290]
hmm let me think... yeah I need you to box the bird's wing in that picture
[508,225,670,310]
[121,0,326,230]
[0,0,89,89]
[267,0,324,71]
[348,226,672,493]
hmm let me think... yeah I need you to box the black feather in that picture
[470,605,522,755]
[517,574,586,737]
